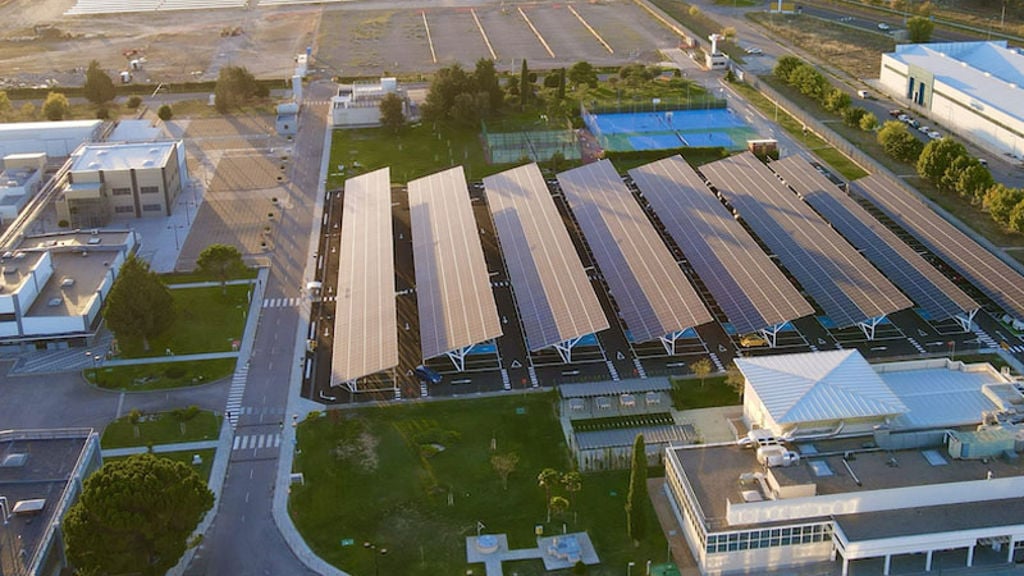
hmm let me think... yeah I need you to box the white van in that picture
[857,90,871,99]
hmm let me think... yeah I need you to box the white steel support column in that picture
[967,544,974,567]
[446,344,474,372]
[858,316,887,340]
[337,379,358,392]
[660,330,686,356]
[554,336,584,364]
[760,323,786,348]
[955,308,979,332]
[925,550,933,572]
[842,556,849,576]
[883,554,892,575]
[1008,537,1015,563]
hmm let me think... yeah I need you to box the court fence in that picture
[481,119,581,165]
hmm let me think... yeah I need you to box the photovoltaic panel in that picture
[699,153,911,328]
[852,173,1024,321]
[332,167,398,385]
[771,156,978,322]
[409,166,502,360]
[629,155,814,335]
[484,163,609,351]
[556,159,713,343]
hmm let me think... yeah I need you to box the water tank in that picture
[381,77,398,93]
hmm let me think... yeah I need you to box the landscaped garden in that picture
[290,393,667,575]
[101,408,221,449]
[670,375,740,411]
[87,358,236,391]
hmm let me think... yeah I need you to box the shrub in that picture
[157,104,173,121]
[126,95,142,109]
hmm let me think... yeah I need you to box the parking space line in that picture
[421,11,438,64]
[471,8,497,60]
[518,6,556,58]
[567,5,613,54]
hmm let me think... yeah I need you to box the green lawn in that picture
[670,376,740,410]
[101,410,221,449]
[290,394,667,576]
[117,284,249,358]
[104,449,216,483]
[86,358,236,391]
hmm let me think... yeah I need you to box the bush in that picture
[157,104,173,121]
[95,108,110,120]
[126,95,142,109]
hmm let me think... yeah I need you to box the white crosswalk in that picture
[501,368,511,390]
[708,353,725,373]
[528,365,539,388]
[973,327,999,350]
[263,297,301,308]
[605,360,620,381]
[632,357,647,379]
[1010,345,1024,354]
[224,364,249,428]
[232,433,282,451]
[907,337,927,355]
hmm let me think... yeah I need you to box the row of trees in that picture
[774,56,878,132]
[420,58,504,127]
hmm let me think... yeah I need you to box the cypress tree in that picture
[626,434,648,544]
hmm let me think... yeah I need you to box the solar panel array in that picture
[699,153,911,328]
[852,174,1024,320]
[484,164,609,351]
[556,159,713,343]
[772,157,978,322]
[629,156,813,334]
[409,166,503,360]
[333,168,398,384]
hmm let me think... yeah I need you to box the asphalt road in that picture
[183,81,336,576]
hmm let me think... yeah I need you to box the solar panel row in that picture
[409,166,503,361]
[700,153,911,329]
[557,159,713,344]
[852,174,1024,321]
[484,163,609,352]
[332,167,398,385]
[629,155,814,335]
[772,157,978,323]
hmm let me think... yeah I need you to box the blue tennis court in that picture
[584,107,760,152]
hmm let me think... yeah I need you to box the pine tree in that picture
[626,434,648,544]
[520,59,529,109]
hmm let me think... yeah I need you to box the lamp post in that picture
[167,224,183,250]
[363,542,388,576]
[627,561,636,576]
[85,351,101,385]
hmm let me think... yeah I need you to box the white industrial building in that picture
[879,41,1024,158]
[0,120,103,159]
[0,153,46,227]
[664,350,1024,575]
[0,229,136,346]
[331,78,411,128]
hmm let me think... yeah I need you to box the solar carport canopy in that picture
[700,153,911,329]
[556,159,713,344]
[629,155,813,335]
[332,167,398,385]
[852,174,1024,321]
[772,157,978,322]
[409,166,502,361]
[484,163,609,351]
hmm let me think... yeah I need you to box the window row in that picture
[706,523,833,554]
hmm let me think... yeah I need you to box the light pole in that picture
[627,561,636,576]
[85,351,101,385]
[167,224,182,250]
[363,542,388,576]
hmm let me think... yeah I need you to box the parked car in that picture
[909,119,921,128]
[897,114,910,122]
[889,109,903,117]
[918,125,932,134]
[857,89,872,99]
[928,131,942,140]
[745,46,763,55]
[877,22,891,30]
[978,158,989,166]
[414,365,443,384]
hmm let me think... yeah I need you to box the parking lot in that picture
[302,172,1024,404]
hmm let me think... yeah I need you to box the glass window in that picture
[140,186,160,194]
[111,187,131,196]
[114,205,134,214]
[142,203,162,211]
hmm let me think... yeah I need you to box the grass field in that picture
[290,394,667,576]
[101,409,221,449]
[118,284,249,358]
[670,376,740,411]
[104,449,216,483]
[86,358,236,391]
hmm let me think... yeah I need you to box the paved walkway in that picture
[167,278,257,289]
[104,351,239,367]
[102,439,220,457]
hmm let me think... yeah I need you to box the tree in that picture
[984,184,1024,226]
[917,138,968,185]
[157,104,173,121]
[172,405,201,434]
[725,365,746,400]
[473,58,504,112]
[213,65,268,113]
[379,92,405,133]
[788,65,829,101]
[823,88,851,113]
[520,59,530,108]
[550,496,570,521]
[773,55,803,82]
[450,91,488,128]
[42,92,70,121]
[842,107,868,128]
[104,254,176,351]
[538,467,560,522]
[63,453,214,576]
[877,121,923,163]
[196,244,247,295]
[557,67,567,100]
[939,154,972,195]
[691,358,712,387]
[859,112,879,132]
[956,161,995,204]
[19,102,35,120]
[127,95,143,109]
[562,471,582,523]
[491,452,519,490]
[626,434,648,544]
[129,408,143,438]
[907,16,935,43]
[83,60,116,105]
[0,91,12,120]
[421,63,474,123]
[568,61,598,88]
[1009,200,1024,233]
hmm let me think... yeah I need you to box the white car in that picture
[928,131,942,140]
[897,114,910,123]
[878,22,891,31]
[745,46,763,55]
[918,125,932,134]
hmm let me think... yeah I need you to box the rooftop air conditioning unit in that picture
[60,277,75,288]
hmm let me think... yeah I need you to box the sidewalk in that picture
[104,351,238,367]
[167,278,257,289]
[102,439,220,458]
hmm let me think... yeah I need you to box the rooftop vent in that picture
[12,499,46,515]
[142,160,154,167]
[60,277,75,288]
[13,252,25,260]
[149,148,161,154]
[87,237,101,245]
[96,150,108,156]
[47,297,62,307]
[88,162,100,169]
[1,453,28,467]
[2,267,18,276]
[808,460,833,477]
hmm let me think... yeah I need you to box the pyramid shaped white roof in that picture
[736,350,907,424]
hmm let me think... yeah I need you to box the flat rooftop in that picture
[70,141,175,172]
[837,497,1024,542]
[673,435,1024,531]
[880,361,1008,429]
[0,167,36,189]
[26,251,113,317]
[0,432,92,576]
[0,251,46,294]
[18,231,133,252]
